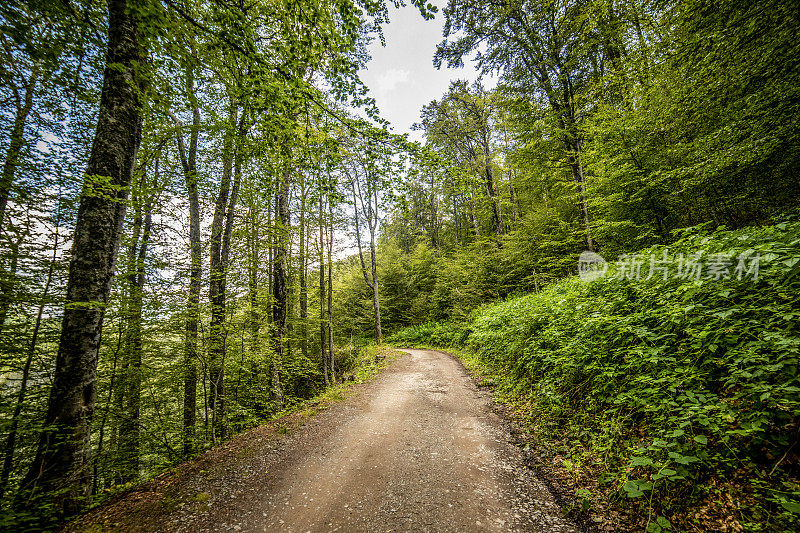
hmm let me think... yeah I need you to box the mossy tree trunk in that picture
[19,0,146,517]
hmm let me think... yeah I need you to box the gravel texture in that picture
[67,349,580,532]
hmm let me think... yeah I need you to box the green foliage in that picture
[1,0,799,525]
[586,0,800,249]
[389,320,468,348]
[394,222,800,531]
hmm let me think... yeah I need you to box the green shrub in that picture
[396,222,800,531]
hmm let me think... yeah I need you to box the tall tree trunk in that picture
[271,165,290,407]
[267,192,273,304]
[319,194,327,385]
[554,70,594,252]
[247,204,260,356]
[170,63,202,457]
[0,209,59,499]
[298,171,308,360]
[219,116,243,421]
[118,167,154,483]
[327,199,334,380]
[0,65,38,235]
[369,238,382,344]
[350,177,382,344]
[19,0,145,516]
[452,194,460,250]
[92,321,123,494]
[565,138,594,252]
[482,148,503,237]
[208,102,238,441]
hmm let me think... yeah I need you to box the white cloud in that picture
[375,68,411,104]
[357,2,498,141]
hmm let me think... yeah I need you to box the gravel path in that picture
[70,349,579,532]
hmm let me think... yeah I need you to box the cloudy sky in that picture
[357,2,496,141]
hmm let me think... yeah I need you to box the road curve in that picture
[73,349,580,532]
[240,349,577,532]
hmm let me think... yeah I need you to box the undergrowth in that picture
[390,222,800,532]
[1,344,395,532]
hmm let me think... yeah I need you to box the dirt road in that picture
[72,349,579,532]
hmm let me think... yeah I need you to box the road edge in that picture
[61,346,404,533]
[393,345,599,533]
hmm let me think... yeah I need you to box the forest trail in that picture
[68,349,579,532]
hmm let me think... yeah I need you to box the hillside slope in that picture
[392,222,800,532]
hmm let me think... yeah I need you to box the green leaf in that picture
[780,500,800,514]
[668,452,698,465]
[623,480,644,498]
[694,435,708,444]
[646,522,662,533]
[623,479,652,498]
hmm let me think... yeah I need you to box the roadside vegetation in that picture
[391,223,800,531]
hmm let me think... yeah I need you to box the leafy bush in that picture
[396,222,800,531]
[389,320,469,347]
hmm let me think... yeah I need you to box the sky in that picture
[357,2,497,142]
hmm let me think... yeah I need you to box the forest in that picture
[0,0,798,530]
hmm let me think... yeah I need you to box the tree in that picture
[0,200,63,499]
[417,80,503,239]
[345,141,388,344]
[436,0,604,251]
[116,155,159,482]
[19,0,148,516]
[0,1,45,235]
[0,0,452,521]
[271,154,290,408]
[208,100,243,440]
[169,62,202,454]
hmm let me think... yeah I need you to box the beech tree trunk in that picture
[319,194,328,385]
[452,194,460,250]
[19,0,145,516]
[208,102,238,440]
[247,204,260,356]
[369,239,382,344]
[481,134,503,238]
[298,170,308,360]
[92,320,123,494]
[118,167,154,483]
[327,199,335,380]
[565,137,594,252]
[350,173,382,344]
[171,63,202,457]
[271,165,290,407]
